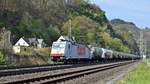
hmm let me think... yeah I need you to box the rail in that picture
[2,60,138,84]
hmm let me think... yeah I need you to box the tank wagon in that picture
[50,39,140,63]
[91,47,113,60]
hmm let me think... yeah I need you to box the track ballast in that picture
[1,60,138,84]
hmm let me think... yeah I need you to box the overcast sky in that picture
[90,0,150,28]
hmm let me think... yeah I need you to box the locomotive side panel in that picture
[64,42,91,60]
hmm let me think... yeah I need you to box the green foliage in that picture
[63,4,130,53]
[9,13,60,45]
[0,0,133,53]
[0,50,6,64]
[68,3,107,25]
[0,1,62,46]
[117,60,150,84]
[18,47,34,56]
[100,32,129,52]
[63,16,96,44]
[112,24,139,53]
[34,48,50,57]
[45,25,60,45]
[0,22,5,28]
[0,10,19,28]
[0,36,1,41]
[16,14,44,37]
[62,16,129,53]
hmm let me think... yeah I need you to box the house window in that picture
[24,48,26,51]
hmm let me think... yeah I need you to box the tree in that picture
[45,25,60,45]
[62,16,97,44]
[99,32,129,52]
[0,50,6,64]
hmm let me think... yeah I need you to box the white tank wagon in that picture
[112,51,120,59]
[103,49,113,59]
[91,47,103,60]
[91,47,113,59]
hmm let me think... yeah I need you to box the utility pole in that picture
[146,40,150,58]
[139,30,144,58]
[139,29,147,59]
[144,40,147,58]
[65,0,72,41]
[68,19,72,41]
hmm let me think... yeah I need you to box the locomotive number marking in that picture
[78,48,85,56]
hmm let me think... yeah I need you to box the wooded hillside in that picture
[0,0,138,53]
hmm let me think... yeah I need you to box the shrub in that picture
[0,50,6,64]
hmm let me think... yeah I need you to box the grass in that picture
[0,50,6,64]
[34,48,50,57]
[117,59,150,84]
[15,47,50,56]
[19,47,34,56]
[16,47,50,65]
[34,48,51,62]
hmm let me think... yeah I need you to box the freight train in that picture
[50,38,140,63]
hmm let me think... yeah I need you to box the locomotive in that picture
[50,36,140,63]
[50,39,91,62]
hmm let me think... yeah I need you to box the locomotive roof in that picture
[57,36,76,42]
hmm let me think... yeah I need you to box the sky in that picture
[89,0,150,28]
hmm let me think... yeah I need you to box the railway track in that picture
[1,60,137,84]
[0,63,71,77]
[0,63,64,70]
[0,62,107,77]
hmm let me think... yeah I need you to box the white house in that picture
[15,38,29,46]
[13,46,21,53]
[13,38,29,53]
[13,37,46,53]
[37,39,44,48]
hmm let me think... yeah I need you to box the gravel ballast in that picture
[0,61,139,84]
[59,61,140,84]
[0,62,121,83]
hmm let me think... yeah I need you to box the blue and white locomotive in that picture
[50,36,91,62]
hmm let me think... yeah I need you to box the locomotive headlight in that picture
[56,50,59,53]
[56,48,59,53]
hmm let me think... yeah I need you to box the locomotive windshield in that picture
[52,42,66,48]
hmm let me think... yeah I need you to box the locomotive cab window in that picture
[59,44,65,48]
[52,43,59,48]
